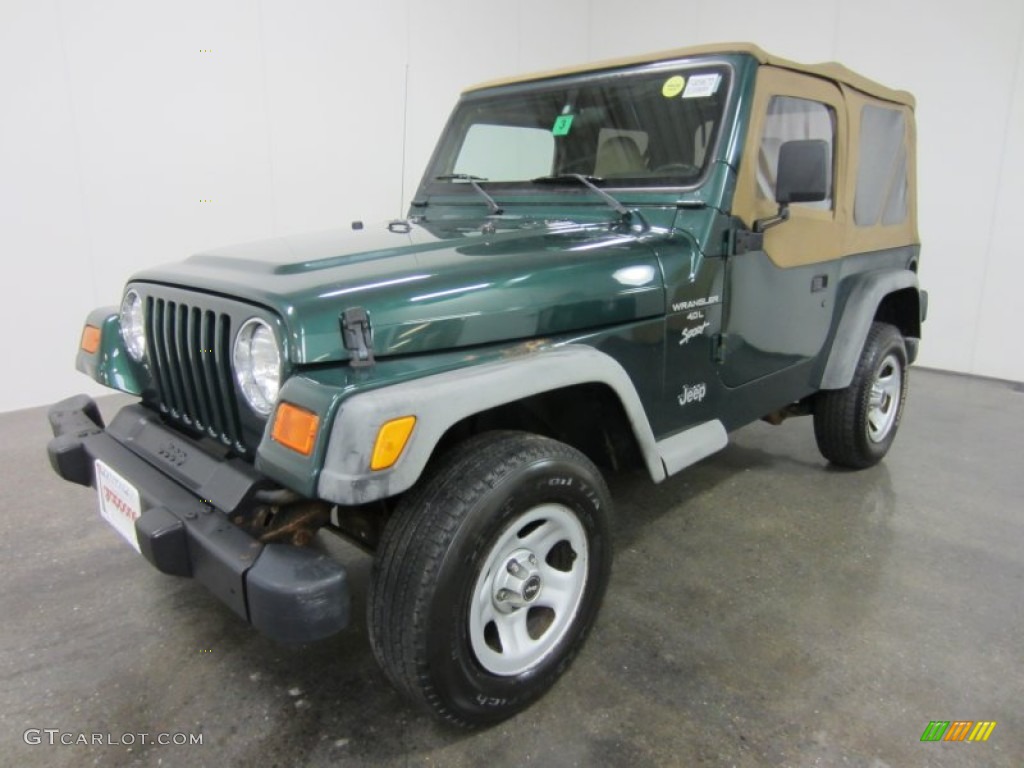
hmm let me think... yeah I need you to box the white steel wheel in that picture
[814,322,909,469]
[867,352,902,443]
[469,503,589,676]
[368,431,612,727]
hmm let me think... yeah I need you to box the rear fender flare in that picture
[820,270,920,390]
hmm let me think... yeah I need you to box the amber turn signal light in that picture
[271,402,320,456]
[371,416,417,470]
[80,325,101,354]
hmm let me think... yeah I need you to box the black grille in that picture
[145,296,244,449]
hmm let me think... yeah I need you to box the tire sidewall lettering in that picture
[856,333,907,458]
[425,456,609,720]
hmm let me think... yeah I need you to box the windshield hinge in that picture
[733,228,763,255]
[340,307,375,368]
[713,333,729,363]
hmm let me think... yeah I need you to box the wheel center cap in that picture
[522,575,541,602]
[492,548,543,611]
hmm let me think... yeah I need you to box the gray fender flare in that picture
[316,345,669,505]
[820,269,920,390]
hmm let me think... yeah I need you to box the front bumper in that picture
[46,394,349,645]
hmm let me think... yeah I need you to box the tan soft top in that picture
[465,42,914,108]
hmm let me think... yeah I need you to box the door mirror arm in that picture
[753,204,790,233]
[734,204,790,255]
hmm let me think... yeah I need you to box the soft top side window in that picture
[855,105,908,226]
[757,96,836,210]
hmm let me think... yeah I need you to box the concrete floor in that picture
[1,368,1021,767]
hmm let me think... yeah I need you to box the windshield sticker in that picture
[552,115,574,136]
[683,73,721,99]
[662,75,686,98]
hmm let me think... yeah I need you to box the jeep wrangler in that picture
[47,43,926,726]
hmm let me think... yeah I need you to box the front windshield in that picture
[426,63,731,190]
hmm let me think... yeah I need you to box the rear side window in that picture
[855,105,908,226]
[758,96,835,209]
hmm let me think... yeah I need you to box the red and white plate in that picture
[95,459,142,553]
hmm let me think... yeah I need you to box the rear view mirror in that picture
[776,139,828,205]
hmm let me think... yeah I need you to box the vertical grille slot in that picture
[200,309,228,440]
[173,302,199,425]
[144,295,245,450]
[146,297,173,415]
[184,307,212,434]
[162,300,188,420]
[215,314,243,443]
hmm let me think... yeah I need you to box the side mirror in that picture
[776,139,829,205]
[747,138,831,240]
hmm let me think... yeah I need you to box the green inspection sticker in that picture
[552,114,574,136]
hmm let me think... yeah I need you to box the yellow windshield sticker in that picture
[662,75,686,98]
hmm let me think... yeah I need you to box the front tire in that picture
[368,431,612,727]
[814,322,908,468]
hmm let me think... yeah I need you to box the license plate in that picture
[95,460,142,553]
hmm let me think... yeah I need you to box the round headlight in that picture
[232,318,281,416]
[119,289,146,361]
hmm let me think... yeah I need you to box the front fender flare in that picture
[316,345,665,505]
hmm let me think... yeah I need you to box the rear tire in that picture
[368,431,612,727]
[814,322,908,468]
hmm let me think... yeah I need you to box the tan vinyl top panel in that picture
[465,42,915,108]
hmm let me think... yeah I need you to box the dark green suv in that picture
[47,43,926,726]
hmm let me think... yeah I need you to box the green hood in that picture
[132,221,667,364]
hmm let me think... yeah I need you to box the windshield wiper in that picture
[531,174,645,228]
[436,173,487,181]
[434,174,503,215]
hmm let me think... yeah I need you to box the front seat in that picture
[594,135,647,178]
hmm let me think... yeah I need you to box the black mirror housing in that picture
[776,139,829,205]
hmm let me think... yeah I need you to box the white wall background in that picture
[2,0,1022,412]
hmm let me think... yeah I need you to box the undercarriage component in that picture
[762,400,814,425]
